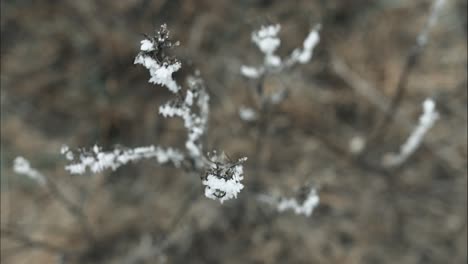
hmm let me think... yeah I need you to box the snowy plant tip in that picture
[202,154,248,203]
[252,24,281,55]
[241,23,321,79]
[135,24,181,93]
[63,145,184,175]
[288,25,321,65]
[383,98,439,167]
[13,157,46,185]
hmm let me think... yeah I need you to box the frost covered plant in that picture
[202,152,247,203]
[241,23,321,80]
[62,145,184,175]
[239,23,320,120]
[158,75,210,164]
[134,24,181,93]
[133,25,210,165]
[259,186,320,217]
[60,24,247,203]
[383,98,439,167]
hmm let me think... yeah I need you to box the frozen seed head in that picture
[202,154,247,203]
[135,24,181,93]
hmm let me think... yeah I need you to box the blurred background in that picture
[1,0,467,263]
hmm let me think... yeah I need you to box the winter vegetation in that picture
[2,0,466,263]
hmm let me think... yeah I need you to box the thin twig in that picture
[331,56,464,175]
[41,174,96,244]
[253,76,273,181]
[367,0,446,146]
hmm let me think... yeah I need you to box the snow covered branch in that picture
[202,152,247,203]
[241,23,321,79]
[62,145,184,175]
[59,24,246,203]
[158,75,209,164]
[383,99,439,167]
[259,187,320,217]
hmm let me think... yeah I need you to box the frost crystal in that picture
[383,98,439,167]
[13,157,46,185]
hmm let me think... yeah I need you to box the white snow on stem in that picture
[134,55,181,93]
[63,145,184,175]
[259,188,320,217]
[383,99,439,167]
[202,157,247,203]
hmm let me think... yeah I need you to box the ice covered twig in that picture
[135,25,210,164]
[259,187,320,217]
[62,24,246,204]
[383,99,439,167]
[158,75,209,163]
[63,145,184,175]
[241,23,321,79]
[285,25,321,66]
